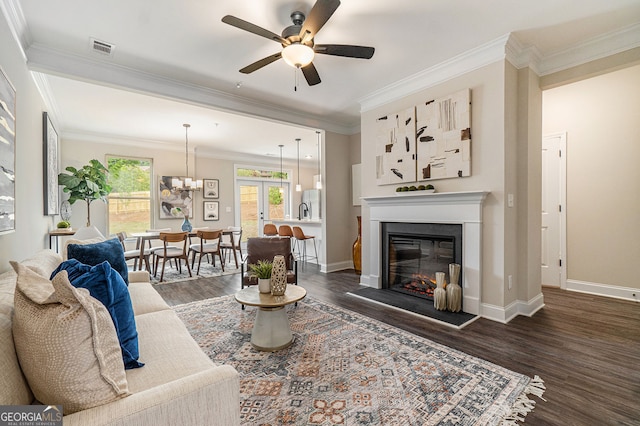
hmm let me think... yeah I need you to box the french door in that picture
[237,180,289,240]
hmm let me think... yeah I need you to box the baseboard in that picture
[481,292,545,323]
[566,279,639,302]
[322,260,354,273]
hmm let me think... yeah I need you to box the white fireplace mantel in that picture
[363,191,489,316]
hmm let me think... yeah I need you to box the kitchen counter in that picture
[270,219,322,225]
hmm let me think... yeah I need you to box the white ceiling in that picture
[5,0,640,163]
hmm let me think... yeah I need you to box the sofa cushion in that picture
[125,310,215,394]
[11,262,130,414]
[67,238,129,285]
[127,281,171,316]
[51,259,144,369]
[63,236,105,261]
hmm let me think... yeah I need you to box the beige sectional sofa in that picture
[0,249,240,425]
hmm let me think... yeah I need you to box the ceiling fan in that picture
[221,0,375,86]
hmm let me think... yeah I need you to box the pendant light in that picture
[278,144,284,194]
[295,138,302,192]
[172,124,202,190]
[315,131,322,189]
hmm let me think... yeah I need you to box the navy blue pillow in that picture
[67,238,129,285]
[51,259,144,370]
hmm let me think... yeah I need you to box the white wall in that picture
[543,64,640,291]
[0,13,51,273]
[360,60,510,307]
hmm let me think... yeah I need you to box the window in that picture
[107,156,152,235]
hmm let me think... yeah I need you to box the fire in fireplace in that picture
[382,222,462,301]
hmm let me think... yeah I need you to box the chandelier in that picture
[172,123,202,190]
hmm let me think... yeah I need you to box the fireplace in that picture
[362,191,488,316]
[382,222,462,301]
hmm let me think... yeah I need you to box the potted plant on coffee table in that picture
[249,260,273,294]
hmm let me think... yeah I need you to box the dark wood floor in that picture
[155,264,640,425]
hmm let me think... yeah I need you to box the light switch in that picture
[225,206,231,213]
[507,194,514,208]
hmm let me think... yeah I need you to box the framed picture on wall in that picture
[0,67,16,234]
[43,112,59,215]
[203,179,219,199]
[158,176,193,219]
[203,201,219,221]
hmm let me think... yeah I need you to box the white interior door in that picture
[541,133,567,287]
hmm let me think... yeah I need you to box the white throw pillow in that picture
[11,262,130,414]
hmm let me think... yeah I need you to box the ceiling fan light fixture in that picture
[282,43,314,68]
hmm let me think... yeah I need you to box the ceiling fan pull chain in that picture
[294,67,299,92]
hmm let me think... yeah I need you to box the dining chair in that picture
[189,229,224,275]
[263,223,278,236]
[292,226,317,264]
[220,226,243,268]
[117,231,151,272]
[154,232,192,282]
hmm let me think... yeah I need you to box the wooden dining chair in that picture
[189,229,224,275]
[117,232,151,272]
[220,226,243,268]
[154,232,191,282]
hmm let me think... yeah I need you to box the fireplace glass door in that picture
[382,222,462,300]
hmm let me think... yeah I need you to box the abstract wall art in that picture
[416,89,471,181]
[0,67,16,233]
[375,107,416,185]
[43,112,59,215]
[158,176,193,219]
[203,179,219,199]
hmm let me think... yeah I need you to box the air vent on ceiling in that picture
[89,38,115,56]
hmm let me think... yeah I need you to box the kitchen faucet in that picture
[298,202,309,220]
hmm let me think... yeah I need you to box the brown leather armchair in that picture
[241,237,297,290]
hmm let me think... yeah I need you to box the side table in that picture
[234,285,306,351]
[48,229,76,253]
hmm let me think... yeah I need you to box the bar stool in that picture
[292,226,317,264]
[278,224,295,253]
[263,223,278,236]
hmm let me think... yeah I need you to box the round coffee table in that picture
[234,285,306,351]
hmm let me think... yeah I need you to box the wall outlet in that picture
[508,275,513,290]
[225,206,231,213]
[507,193,514,208]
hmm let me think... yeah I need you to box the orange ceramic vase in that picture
[352,216,362,275]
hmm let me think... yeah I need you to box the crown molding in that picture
[359,34,511,112]
[505,34,542,75]
[0,0,30,61]
[31,71,61,124]
[25,43,354,136]
[537,23,640,75]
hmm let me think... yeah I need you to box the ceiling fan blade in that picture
[301,62,321,86]
[239,52,282,74]
[222,15,289,45]
[299,0,341,41]
[314,44,375,59]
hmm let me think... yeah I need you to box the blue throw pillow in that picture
[67,238,129,285]
[51,259,144,369]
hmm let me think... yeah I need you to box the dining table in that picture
[130,229,238,273]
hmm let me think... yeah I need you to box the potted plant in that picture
[248,259,273,294]
[58,159,111,227]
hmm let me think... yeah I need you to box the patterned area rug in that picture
[174,295,545,425]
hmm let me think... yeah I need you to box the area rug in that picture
[174,295,545,425]
[149,263,241,284]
